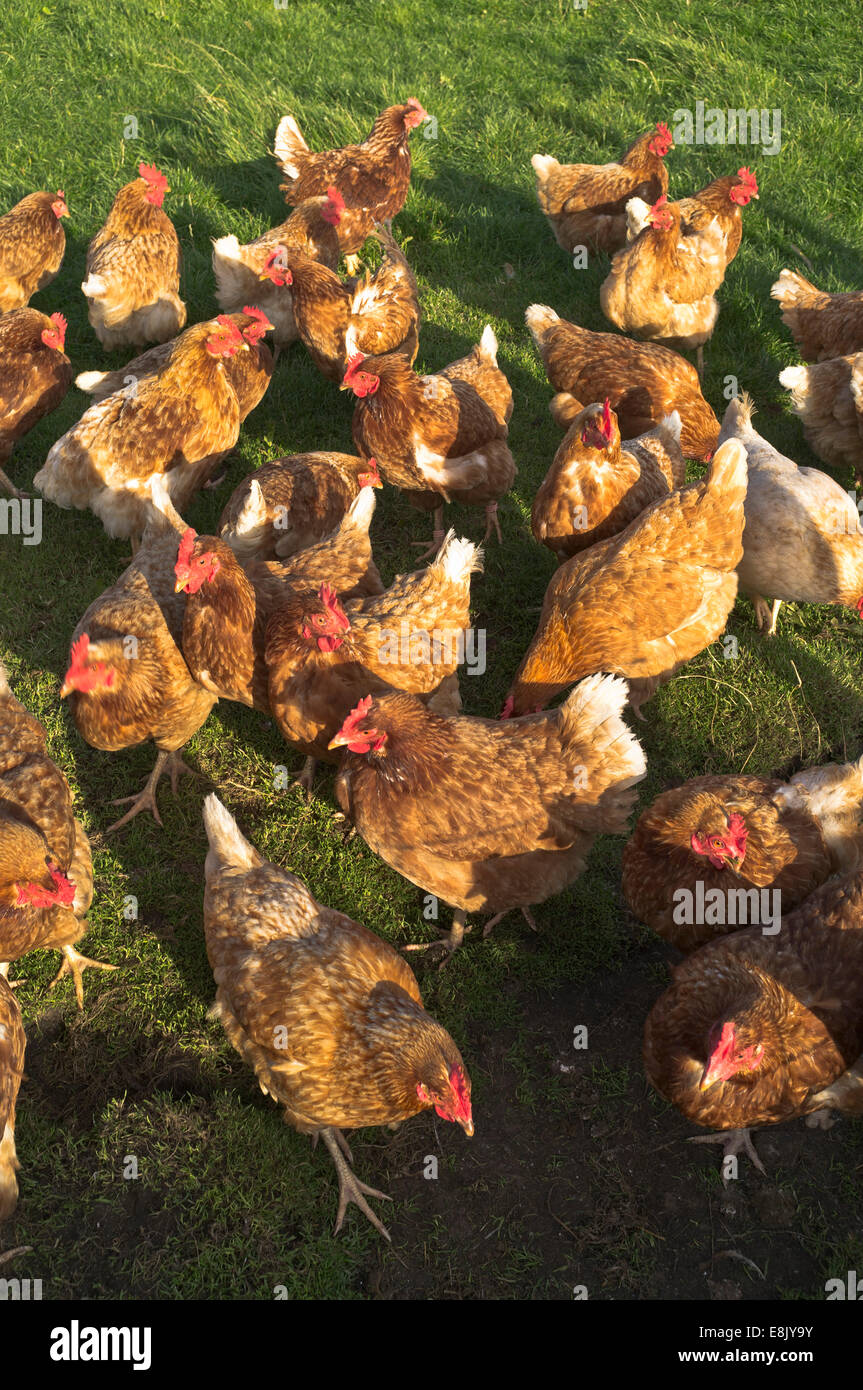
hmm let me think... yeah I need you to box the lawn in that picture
[1,0,862,1301]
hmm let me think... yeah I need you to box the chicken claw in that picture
[483,500,503,544]
[0,468,28,499]
[293,756,317,797]
[405,910,468,968]
[689,1126,766,1178]
[49,943,118,1010]
[320,1127,392,1241]
[106,749,193,832]
[482,906,538,938]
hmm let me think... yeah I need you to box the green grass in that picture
[1,0,863,1301]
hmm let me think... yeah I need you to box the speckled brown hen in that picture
[331,674,646,956]
[82,163,186,348]
[202,794,472,1239]
[0,976,25,1219]
[35,310,273,541]
[0,308,72,498]
[176,488,384,713]
[644,871,863,1173]
[504,438,746,718]
[274,100,428,268]
[265,531,479,789]
[772,269,863,362]
[212,187,345,347]
[531,122,673,254]
[623,758,863,951]
[0,189,68,312]
[60,481,217,831]
[219,452,381,563]
[531,399,685,560]
[780,351,863,485]
[344,325,515,555]
[262,225,420,381]
[0,662,106,1007]
[526,303,719,462]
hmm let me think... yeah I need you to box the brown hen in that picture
[35,310,273,541]
[265,225,419,381]
[526,303,719,462]
[623,757,863,951]
[343,325,515,553]
[331,674,646,956]
[0,189,68,313]
[644,871,863,1172]
[60,481,217,831]
[0,308,72,497]
[82,163,186,348]
[274,100,428,265]
[0,662,107,1007]
[531,399,684,559]
[219,452,381,563]
[772,269,863,362]
[531,122,673,255]
[202,793,472,1239]
[266,531,479,788]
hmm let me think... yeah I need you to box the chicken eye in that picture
[711,838,724,849]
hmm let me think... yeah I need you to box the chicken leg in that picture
[411,507,446,562]
[404,908,468,967]
[0,467,26,500]
[482,906,538,939]
[319,1127,392,1240]
[483,501,503,544]
[106,748,196,833]
[689,1126,765,1178]
[49,943,118,1010]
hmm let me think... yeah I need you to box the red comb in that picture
[341,694,374,737]
[655,122,671,139]
[318,582,350,630]
[139,162,168,187]
[344,352,366,379]
[243,306,271,325]
[49,312,67,333]
[602,398,613,438]
[177,527,197,568]
[326,185,345,211]
[68,633,90,669]
[651,194,668,212]
[56,188,65,199]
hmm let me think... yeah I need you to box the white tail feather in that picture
[81,274,107,298]
[479,324,498,363]
[203,794,261,874]
[75,369,109,393]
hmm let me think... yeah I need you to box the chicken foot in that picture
[689,1126,765,1178]
[751,595,782,636]
[411,506,446,563]
[482,905,538,939]
[319,1127,392,1241]
[49,944,118,1010]
[293,756,317,796]
[0,467,27,500]
[483,501,503,544]
[106,748,197,833]
[405,908,468,967]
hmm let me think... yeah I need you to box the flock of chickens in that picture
[1,104,863,1245]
